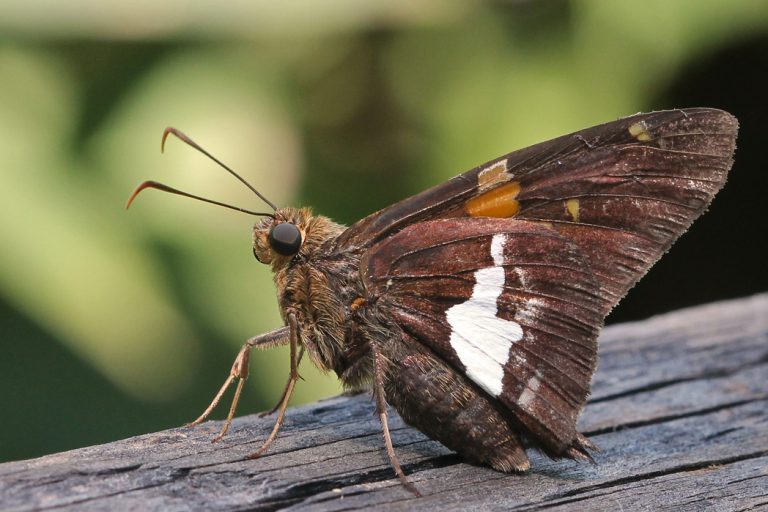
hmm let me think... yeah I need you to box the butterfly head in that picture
[252,207,309,266]
[252,207,344,271]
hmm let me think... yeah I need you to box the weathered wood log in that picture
[1,294,767,511]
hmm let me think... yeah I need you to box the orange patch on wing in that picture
[465,182,521,218]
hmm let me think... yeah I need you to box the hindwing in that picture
[362,218,603,452]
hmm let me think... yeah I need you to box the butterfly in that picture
[127,107,738,494]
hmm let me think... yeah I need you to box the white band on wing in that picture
[446,233,523,397]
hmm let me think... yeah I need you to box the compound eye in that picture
[268,223,302,256]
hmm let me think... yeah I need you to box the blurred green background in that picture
[2,0,767,463]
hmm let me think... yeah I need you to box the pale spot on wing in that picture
[446,234,523,397]
[628,120,652,141]
[477,159,511,191]
[518,372,541,409]
[490,233,504,265]
[514,296,547,325]
[513,266,529,289]
[566,198,580,222]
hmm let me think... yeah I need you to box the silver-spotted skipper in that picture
[128,108,738,494]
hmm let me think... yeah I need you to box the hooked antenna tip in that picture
[162,127,196,154]
[161,127,174,153]
[125,180,155,209]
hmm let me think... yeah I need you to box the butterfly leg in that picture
[186,327,290,441]
[371,343,421,496]
[247,311,301,459]
[258,346,305,418]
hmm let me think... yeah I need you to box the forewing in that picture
[340,108,737,315]
[362,218,604,453]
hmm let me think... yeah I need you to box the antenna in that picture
[125,180,274,217]
[162,127,277,211]
[126,127,278,217]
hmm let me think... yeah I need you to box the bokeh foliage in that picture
[1,0,767,462]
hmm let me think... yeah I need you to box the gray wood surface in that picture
[1,294,767,511]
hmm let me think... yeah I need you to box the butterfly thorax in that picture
[253,207,372,384]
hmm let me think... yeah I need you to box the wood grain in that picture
[1,294,766,511]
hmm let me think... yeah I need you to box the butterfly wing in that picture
[338,108,737,315]
[361,217,604,454]
[354,108,737,456]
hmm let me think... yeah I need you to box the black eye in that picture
[268,223,302,256]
